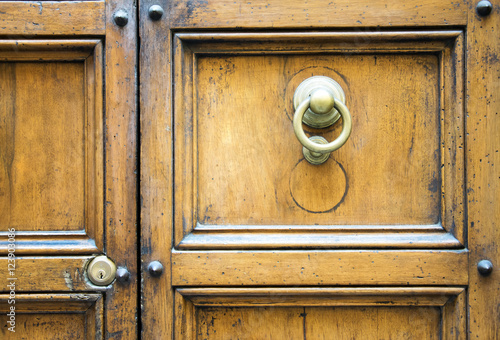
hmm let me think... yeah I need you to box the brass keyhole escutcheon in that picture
[87,255,117,286]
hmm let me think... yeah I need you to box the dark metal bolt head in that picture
[113,9,129,27]
[477,1,493,16]
[148,261,164,277]
[116,267,130,283]
[477,260,493,276]
[149,5,164,21]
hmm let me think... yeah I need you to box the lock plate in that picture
[87,255,117,286]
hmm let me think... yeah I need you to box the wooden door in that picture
[141,0,499,339]
[0,0,137,338]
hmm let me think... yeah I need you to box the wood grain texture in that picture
[196,54,441,225]
[0,1,105,36]
[197,307,305,340]
[176,287,465,339]
[466,1,500,339]
[0,1,136,338]
[0,257,107,291]
[178,231,462,249]
[148,1,482,338]
[305,307,441,339]
[0,62,85,230]
[0,40,104,254]
[177,287,464,307]
[173,30,465,249]
[0,294,102,339]
[139,0,173,338]
[172,250,468,286]
[167,0,467,29]
[104,0,138,338]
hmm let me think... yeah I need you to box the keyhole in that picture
[97,269,106,280]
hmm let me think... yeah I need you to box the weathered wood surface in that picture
[466,1,500,338]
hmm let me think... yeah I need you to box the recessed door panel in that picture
[173,31,464,249]
[0,41,104,254]
[175,288,465,339]
[139,1,499,338]
[0,294,102,339]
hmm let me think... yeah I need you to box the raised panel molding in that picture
[0,40,104,254]
[173,31,465,250]
[172,250,468,286]
[175,287,466,339]
[0,294,103,338]
[0,2,105,36]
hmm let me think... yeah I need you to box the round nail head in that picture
[149,5,164,21]
[477,1,493,16]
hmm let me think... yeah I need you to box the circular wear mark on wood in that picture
[289,157,348,213]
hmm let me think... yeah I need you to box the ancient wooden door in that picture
[0,0,137,338]
[1,0,499,339]
[140,0,499,339]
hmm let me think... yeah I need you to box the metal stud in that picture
[113,9,129,27]
[149,5,164,21]
[116,267,131,283]
[148,261,164,277]
[477,260,493,276]
[476,1,493,16]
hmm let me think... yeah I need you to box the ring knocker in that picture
[293,76,352,165]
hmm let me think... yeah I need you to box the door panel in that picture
[0,0,137,338]
[141,0,498,339]
[0,40,104,254]
[172,31,465,250]
[0,1,105,36]
[0,294,103,339]
[175,288,465,339]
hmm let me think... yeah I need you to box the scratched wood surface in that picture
[137,0,490,338]
[0,1,137,339]
[175,288,465,339]
[466,1,500,338]
[195,53,441,226]
[172,30,466,251]
[195,306,441,339]
[0,40,105,255]
[0,294,103,339]
[0,61,85,231]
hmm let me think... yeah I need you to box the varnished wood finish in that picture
[466,1,500,338]
[0,294,103,339]
[0,1,137,339]
[176,288,466,339]
[140,0,498,338]
[0,1,105,36]
[168,0,467,28]
[173,30,465,250]
[139,0,173,338]
[0,40,104,255]
[172,250,468,286]
[104,0,138,337]
[0,257,108,291]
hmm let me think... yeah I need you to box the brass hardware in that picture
[148,261,164,277]
[477,260,493,276]
[293,76,346,128]
[113,9,129,27]
[293,79,352,165]
[87,255,117,286]
[148,5,164,20]
[116,267,130,283]
[303,136,331,165]
[476,1,493,16]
